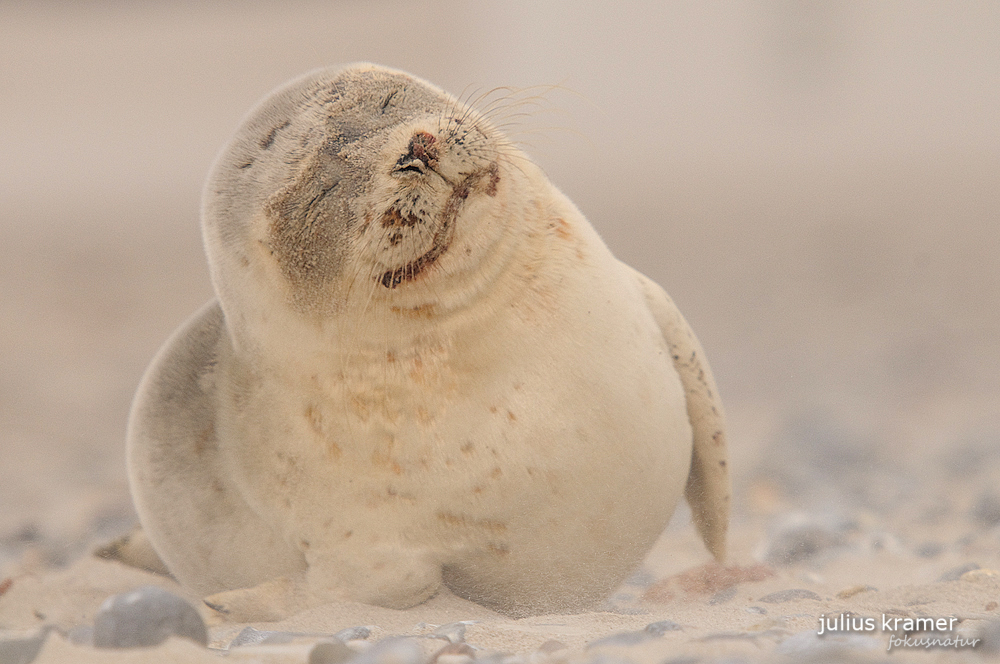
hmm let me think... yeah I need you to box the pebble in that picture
[644,620,682,635]
[596,601,647,616]
[587,620,684,650]
[760,514,842,566]
[707,586,737,605]
[977,620,1000,655]
[310,639,357,664]
[0,627,51,664]
[757,589,822,603]
[92,585,208,649]
[914,541,944,558]
[970,493,1000,528]
[336,626,372,642]
[744,606,767,615]
[430,622,470,644]
[960,568,999,583]
[229,625,371,651]
[229,626,298,647]
[938,562,980,582]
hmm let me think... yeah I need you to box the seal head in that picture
[204,64,511,341]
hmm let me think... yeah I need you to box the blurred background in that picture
[2,2,998,572]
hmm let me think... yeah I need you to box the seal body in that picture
[127,64,730,619]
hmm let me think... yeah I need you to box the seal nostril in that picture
[407,131,439,168]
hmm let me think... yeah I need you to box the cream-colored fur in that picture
[126,63,730,621]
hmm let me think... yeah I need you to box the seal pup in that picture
[127,63,730,620]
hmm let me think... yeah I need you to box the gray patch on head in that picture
[263,142,352,308]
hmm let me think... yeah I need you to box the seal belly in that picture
[211,232,690,616]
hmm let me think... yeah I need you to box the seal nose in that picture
[408,131,438,167]
[396,131,439,173]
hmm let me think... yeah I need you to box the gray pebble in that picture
[762,518,842,566]
[229,626,297,647]
[976,620,1000,655]
[708,586,737,605]
[351,637,424,664]
[970,493,1000,528]
[335,626,372,642]
[310,639,357,664]
[744,606,767,615]
[92,586,207,649]
[431,622,468,643]
[757,589,822,603]
[596,597,648,616]
[644,620,682,635]
[938,562,980,582]
[0,627,51,664]
[914,541,944,558]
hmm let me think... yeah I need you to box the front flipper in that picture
[629,267,731,561]
[203,550,444,621]
[204,576,309,622]
[127,301,306,596]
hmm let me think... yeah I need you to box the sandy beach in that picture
[2,3,999,662]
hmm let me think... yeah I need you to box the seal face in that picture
[127,63,731,620]
[204,66,512,323]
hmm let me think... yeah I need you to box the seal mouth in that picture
[378,163,497,289]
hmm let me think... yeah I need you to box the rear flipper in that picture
[95,527,170,576]
[629,266,731,561]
